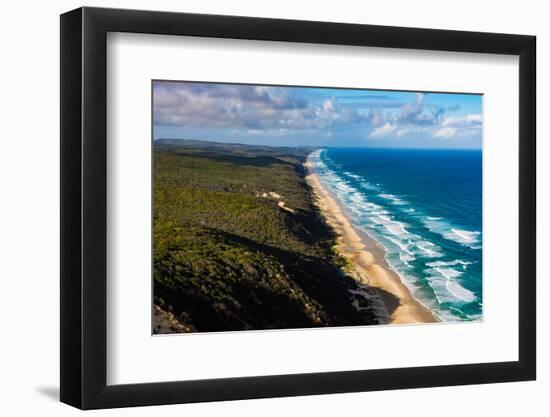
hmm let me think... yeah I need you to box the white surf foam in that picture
[378,193,407,205]
[425,264,477,303]
[446,280,477,303]
[415,242,442,258]
[383,222,409,237]
[427,259,472,269]
[446,228,480,244]
[423,217,481,249]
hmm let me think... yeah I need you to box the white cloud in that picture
[433,127,458,138]
[369,123,396,138]
[154,81,482,143]
[154,82,368,132]
[432,114,482,138]
[441,114,482,128]
[369,97,482,140]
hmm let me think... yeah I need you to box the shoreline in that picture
[304,158,438,325]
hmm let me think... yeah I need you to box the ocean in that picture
[309,147,483,322]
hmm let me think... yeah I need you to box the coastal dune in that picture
[305,163,437,325]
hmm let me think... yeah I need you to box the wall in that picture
[0,0,545,415]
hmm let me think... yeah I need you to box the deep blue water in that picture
[309,148,482,322]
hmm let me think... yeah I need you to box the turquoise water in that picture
[309,148,483,322]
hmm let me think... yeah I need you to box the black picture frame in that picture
[60,6,536,410]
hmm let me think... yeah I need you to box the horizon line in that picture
[154,137,482,151]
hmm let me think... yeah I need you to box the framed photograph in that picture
[60,6,536,409]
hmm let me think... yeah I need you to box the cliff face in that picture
[153,140,378,333]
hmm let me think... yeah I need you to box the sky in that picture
[153,81,483,149]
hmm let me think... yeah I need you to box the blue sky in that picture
[153,81,482,149]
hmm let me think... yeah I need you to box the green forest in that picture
[153,139,380,333]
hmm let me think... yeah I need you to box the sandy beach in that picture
[305,162,437,325]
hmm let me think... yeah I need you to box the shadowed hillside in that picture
[153,139,387,333]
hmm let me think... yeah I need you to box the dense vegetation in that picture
[153,139,379,333]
